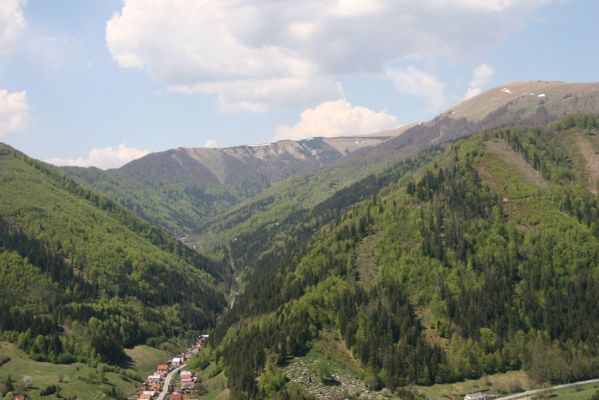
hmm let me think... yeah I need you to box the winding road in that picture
[496,378,599,400]
[156,363,187,400]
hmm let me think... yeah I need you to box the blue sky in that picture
[0,0,598,168]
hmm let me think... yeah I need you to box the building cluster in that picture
[168,368,197,399]
[130,335,209,400]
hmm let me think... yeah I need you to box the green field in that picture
[521,382,599,400]
[550,382,599,399]
[0,341,170,399]
[414,371,533,399]
[197,371,229,400]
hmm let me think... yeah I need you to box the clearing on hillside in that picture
[484,139,549,191]
[573,135,599,194]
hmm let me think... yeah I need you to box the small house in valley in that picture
[180,370,192,379]
[171,357,182,367]
[157,364,168,373]
[147,374,161,384]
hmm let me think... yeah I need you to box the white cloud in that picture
[464,63,495,99]
[105,0,551,111]
[0,0,26,53]
[0,88,29,137]
[204,139,219,148]
[275,99,397,141]
[387,67,446,111]
[46,143,150,170]
[205,77,343,114]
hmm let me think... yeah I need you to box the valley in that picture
[4,0,599,398]
[3,83,599,400]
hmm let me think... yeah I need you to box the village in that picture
[130,335,209,400]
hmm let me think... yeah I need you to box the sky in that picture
[0,0,598,169]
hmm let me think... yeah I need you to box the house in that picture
[171,357,182,367]
[150,384,161,391]
[147,375,161,384]
[15,395,25,400]
[464,393,496,400]
[157,364,168,373]
[181,380,194,389]
[139,390,158,399]
[180,370,192,379]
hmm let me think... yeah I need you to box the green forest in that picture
[205,115,599,398]
[0,144,226,366]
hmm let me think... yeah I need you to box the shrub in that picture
[0,355,10,367]
[40,384,58,396]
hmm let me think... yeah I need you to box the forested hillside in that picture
[0,144,226,366]
[206,115,599,399]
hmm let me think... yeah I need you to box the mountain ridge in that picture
[64,136,389,235]
[193,81,599,266]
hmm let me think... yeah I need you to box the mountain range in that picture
[2,80,599,399]
[64,136,389,235]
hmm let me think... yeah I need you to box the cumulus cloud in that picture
[46,143,150,170]
[204,139,219,148]
[0,0,26,53]
[275,99,397,141]
[0,88,29,137]
[106,0,550,111]
[464,63,495,99]
[387,67,446,111]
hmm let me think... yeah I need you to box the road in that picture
[496,378,599,400]
[156,363,187,400]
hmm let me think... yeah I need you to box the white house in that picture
[147,375,161,384]
[171,357,182,367]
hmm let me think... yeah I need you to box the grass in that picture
[197,370,229,400]
[477,139,546,200]
[0,341,169,399]
[549,382,599,399]
[415,370,533,400]
[124,345,171,377]
[311,331,364,377]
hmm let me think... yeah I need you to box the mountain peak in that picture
[447,80,599,123]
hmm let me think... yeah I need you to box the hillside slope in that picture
[195,81,599,270]
[0,143,226,365]
[64,136,388,235]
[209,115,599,399]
